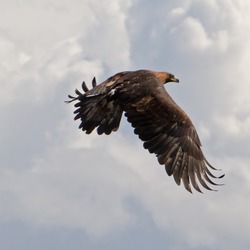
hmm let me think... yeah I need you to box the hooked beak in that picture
[171,75,179,83]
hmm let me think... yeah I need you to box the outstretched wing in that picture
[66,76,124,135]
[118,77,224,193]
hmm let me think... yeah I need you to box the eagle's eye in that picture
[169,74,174,80]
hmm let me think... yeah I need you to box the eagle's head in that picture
[167,73,179,83]
[152,71,179,84]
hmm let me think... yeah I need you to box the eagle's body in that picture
[67,70,224,193]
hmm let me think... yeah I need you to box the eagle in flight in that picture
[66,70,224,193]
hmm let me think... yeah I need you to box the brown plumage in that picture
[66,69,224,193]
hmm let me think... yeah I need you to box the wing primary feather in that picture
[172,152,188,186]
[165,158,174,177]
[158,143,179,165]
[204,172,224,186]
[205,166,221,179]
[92,77,97,87]
[65,96,77,103]
[171,147,183,185]
[75,88,84,96]
[204,158,219,170]
[189,161,202,193]
[81,81,89,92]
[181,167,192,193]
[74,112,83,121]
[196,167,214,191]
[205,159,225,179]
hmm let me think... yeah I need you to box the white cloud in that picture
[171,16,212,51]
[0,0,133,239]
[1,0,250,249]
[0,134,136,236]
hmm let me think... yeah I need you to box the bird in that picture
[66,69,224,193]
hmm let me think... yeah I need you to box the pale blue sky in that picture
[0,0,250,249]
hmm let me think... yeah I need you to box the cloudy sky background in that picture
[1,0,250,249]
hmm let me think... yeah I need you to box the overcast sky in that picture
[0,0,250,249]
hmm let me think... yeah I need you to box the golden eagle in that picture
[66,70,224,193]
